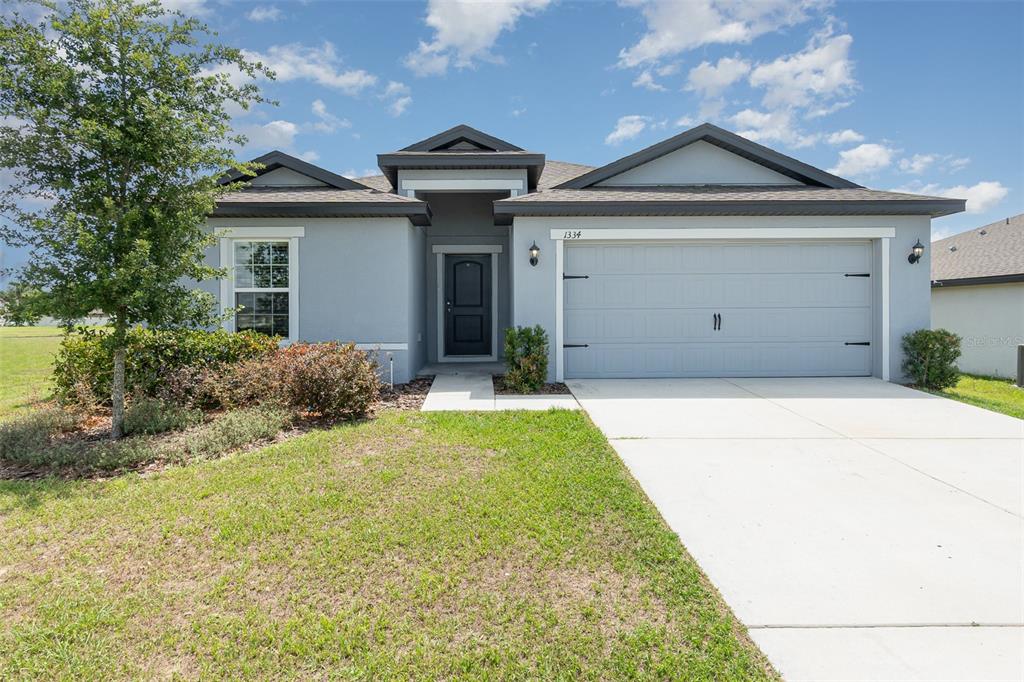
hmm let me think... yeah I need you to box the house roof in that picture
[399,124,524,152]
[217,150,370,190]
[355,159,593,194]
[212,186,431,226]
[556,123,860,190]
[493,185,966,221]
[931,213,1024,286]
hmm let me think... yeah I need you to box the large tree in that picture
[0,0,271,437]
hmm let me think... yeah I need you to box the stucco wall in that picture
[932,282,1024,378]
[420,192,510,362]
[204,216,423,383]
[512,214,933,382]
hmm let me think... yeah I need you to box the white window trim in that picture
[220,235,301,341]
[435,245,500,363]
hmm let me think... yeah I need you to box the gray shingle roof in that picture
[212,186,431,225]
[493,185,965,218]
[931,213,1024,283]
[217,186,422,204]
[352,174,393,192]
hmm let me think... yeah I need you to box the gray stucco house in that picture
[205,122,965,384]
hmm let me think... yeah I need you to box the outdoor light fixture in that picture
[908,239,925,264]
[529,241,540,266]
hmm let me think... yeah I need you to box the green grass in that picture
[0,410,775,680]
[937,373,1024,419]
[0,327,65,419]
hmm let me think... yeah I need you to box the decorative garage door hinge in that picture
[563,343,589,348]
[562,274,589,279]
[844,273,871,277]
[844,341,871,346]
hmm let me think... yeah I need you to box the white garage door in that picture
[563,241,874,378]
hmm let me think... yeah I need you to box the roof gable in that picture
[218,151,370,190]
[557,123,860,190]
[399,124,523,152]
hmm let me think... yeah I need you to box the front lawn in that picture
[0,410,774,680]
[0,327,64,419]
[937,373,1024,420]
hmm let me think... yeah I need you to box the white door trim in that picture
[881,237,891,381]
[550,227,896,241]
[435,247,500,363]
[555,238,565,382]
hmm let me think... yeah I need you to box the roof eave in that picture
[210,201,432,226]
[377,152,546,189]
[494,198,966,219]
[931,273,1024,288]
[218,151,371,190]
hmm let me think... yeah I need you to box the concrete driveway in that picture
[569,377,1024,681]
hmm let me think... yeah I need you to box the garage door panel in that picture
[564,241,874,378]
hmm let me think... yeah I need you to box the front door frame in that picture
[433,244,502,362]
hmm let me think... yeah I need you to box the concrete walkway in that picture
[570,377,1024,681]
[421,371,579,412]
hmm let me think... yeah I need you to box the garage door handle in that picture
[845,341,871,346]
[563,274,589,280]
[844,273,871,278]
[713,313,721,331]
[563,343,589,348]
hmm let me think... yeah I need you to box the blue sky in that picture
[3,0,1023,274]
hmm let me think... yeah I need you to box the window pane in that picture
[235,266,254,288]
[272,292,289,314]
[253,242,273,265]
[253,265,272,288]
[254,315,273,335]
[235,292,255,312]
[272,315,289,337]
[254,292,273,314]
[234,242,253,265]
[271,266,289,288]
[235,314,255,332]
[272,243,289,264]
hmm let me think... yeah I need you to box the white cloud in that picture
[948,157,971,172]
[511,107,527,117]
[805,100,851,119]
[686,56,750,98]
[206,43,377,95]
[381,81,412,116]
[617,0,822,68]
[633,70,667,92]
[605,115,650,145]
[827,142,895,177]
[159,0,211,17]
[895,181,1009,214]
[898,153,936,174]
[310,99,351,133]
[239,119,299,151]
[675,115,696,127]
[298,150,319,162]
[404,0,553,76]
[246,6,283,22]
[826,129,864,145]
[749,28,855,109]
[730,108,819,148]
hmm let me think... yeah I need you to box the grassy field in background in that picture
[0,327,65,419]
[0,410,775,680]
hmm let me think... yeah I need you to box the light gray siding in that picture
[205,216,424,383]
[932,282,1024,378]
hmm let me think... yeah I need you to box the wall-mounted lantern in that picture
[908,239,925,264]
[529,241,540,267]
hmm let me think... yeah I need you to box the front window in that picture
[233,240,290,337]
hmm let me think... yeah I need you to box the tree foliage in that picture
[0,0,272,435]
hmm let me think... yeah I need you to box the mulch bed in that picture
[375,376,434,412]
[492,375,572,395]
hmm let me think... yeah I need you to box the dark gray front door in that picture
[444,254,492,356]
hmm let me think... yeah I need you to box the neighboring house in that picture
[931,214,1024,378]
[205,122,964,383]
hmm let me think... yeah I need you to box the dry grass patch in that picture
[0,410,776,680]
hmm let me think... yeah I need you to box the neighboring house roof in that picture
[217,150,370,190]
[556,123,860,190]
[212,187,432,226]
[493,185,965,221]
[931,214,1024,287]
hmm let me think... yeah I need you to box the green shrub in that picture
[902,328,962,389]
[53,327,278,407]
[0,407,78,463]
[281,342,380,419]
[123,397,203,436]
[179,407,291,461]
[503,325,549,393]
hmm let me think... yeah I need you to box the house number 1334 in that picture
[563,230,582,239]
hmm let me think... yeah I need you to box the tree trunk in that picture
[111,321,127,440]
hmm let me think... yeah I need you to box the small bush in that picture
[281,343,381,419]
[201,355,291,410]
[53,327,278,407]
[179,407,291,461]
[503,325,549,393]
[0,407,78,463]
[902,328,962,390]
[123,397,203,436]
